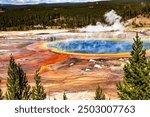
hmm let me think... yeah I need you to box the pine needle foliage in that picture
[31,72,46,100]
[63,92,68,100]
[6,55,30,100]
[117,33,150,100]
[0,88,4,100]
[94,86,105,100]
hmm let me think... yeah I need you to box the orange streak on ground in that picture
[38,65,49,73]
[72,51,150,59]
[39,54,69,65]
[38,54,69,73]
[69,53,131,59]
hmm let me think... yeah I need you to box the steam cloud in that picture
[80,10,124,32]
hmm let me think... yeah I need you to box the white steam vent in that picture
[80,10,124,32]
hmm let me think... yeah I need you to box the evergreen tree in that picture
[94,86,105,100]
[63,92,68,100]
[6,55,30,100]
[117,33,150,100]
[0,88,4,100]
[31,72,46,100]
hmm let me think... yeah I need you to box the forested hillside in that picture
[0,0,149,31]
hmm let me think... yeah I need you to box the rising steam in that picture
[80,10,124,32]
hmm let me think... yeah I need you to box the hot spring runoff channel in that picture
[47,40,150,54]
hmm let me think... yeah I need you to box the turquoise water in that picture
[47,40,150,54]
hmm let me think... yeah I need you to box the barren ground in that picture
[0,25,150,100]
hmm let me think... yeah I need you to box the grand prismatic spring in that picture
[47,39,150,55]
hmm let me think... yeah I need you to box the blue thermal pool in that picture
[47,40,150,54]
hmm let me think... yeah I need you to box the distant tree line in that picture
[0,1,149,31]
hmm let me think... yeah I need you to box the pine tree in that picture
[0,88,4,100]
[63,92,68,100]
[6,55,30,100]
[117,33,150,100]
[31,72,46,100]
[94,86,105,100]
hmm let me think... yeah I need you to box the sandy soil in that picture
[127,15,150,26]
